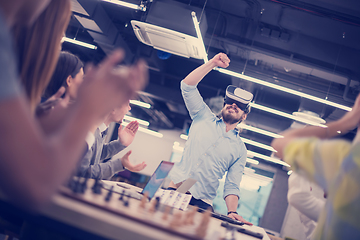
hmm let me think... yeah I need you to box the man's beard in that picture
[221,108,244,124]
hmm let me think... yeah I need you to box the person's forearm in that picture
[225,194,239,212]
[84,160,120,180]
[225,193,252,225]
[183,59,217,86]
[0,97,101,210]
[272,116,355,159]
[0,49,147,210]
[286,117,353,139]
[101,140,126,160]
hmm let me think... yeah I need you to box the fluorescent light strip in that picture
[192,24,351,112]
[247,150,290,167]
[137,127,163,138]
[180,134,188,140]
[180,136,288,166]
[181,133,275,154]
[251,103,327,127]
[241,138,276,152]
[243,173,273,183]
[122,122,163,138]
[129,100,151,109]
[123,115,149,126]
[62,37,97,49]
[101,0,145,11]
[246,158,259,165]
[238,123,283,138]
[173,145,184,152]
[191,11,208,63]
[217,68,352,112]
[244,167,256,173]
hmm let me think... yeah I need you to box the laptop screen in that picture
[141,161,174,199]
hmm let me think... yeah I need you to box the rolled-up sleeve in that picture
[223,154,246,199]
[181,81,214,120]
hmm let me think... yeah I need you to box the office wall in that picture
[110,128,186,176]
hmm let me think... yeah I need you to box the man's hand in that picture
[227,212,253,226]
[210,53,230,69]
[182,52,230,86]
[121,150,146,172]
[118,121,139,146]
[225,194,252,225]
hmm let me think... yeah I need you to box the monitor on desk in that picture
[141,160,174,199]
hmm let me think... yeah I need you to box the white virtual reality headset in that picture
[224,85,253,113]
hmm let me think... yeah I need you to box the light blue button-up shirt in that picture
[169,81,247,202]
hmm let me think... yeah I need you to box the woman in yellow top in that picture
[272,95,360,240]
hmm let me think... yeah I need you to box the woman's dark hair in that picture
[43,51,84,99]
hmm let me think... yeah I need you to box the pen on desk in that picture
[117,183,130,189]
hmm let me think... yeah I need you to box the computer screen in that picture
[141,161,174,199]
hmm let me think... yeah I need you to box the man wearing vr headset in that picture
[168,53,253,225]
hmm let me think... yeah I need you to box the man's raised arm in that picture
[183,53,230,86]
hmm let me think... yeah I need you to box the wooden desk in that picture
[39,179,270,240]
[2,179,270,240]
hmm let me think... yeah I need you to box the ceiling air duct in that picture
[131,0,208,59]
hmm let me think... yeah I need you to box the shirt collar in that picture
[98,123,108,133]
[219,118,240,136]
[233,127,239,133]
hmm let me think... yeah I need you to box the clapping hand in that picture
[121,150,147,172]
[118,121,139,147]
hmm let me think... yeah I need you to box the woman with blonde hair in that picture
[12,0,71,112]
[0,0,148,211]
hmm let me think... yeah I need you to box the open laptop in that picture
[103,161,174,200]
[175,178,197,193]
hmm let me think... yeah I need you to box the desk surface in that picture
[38,179,270,240]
